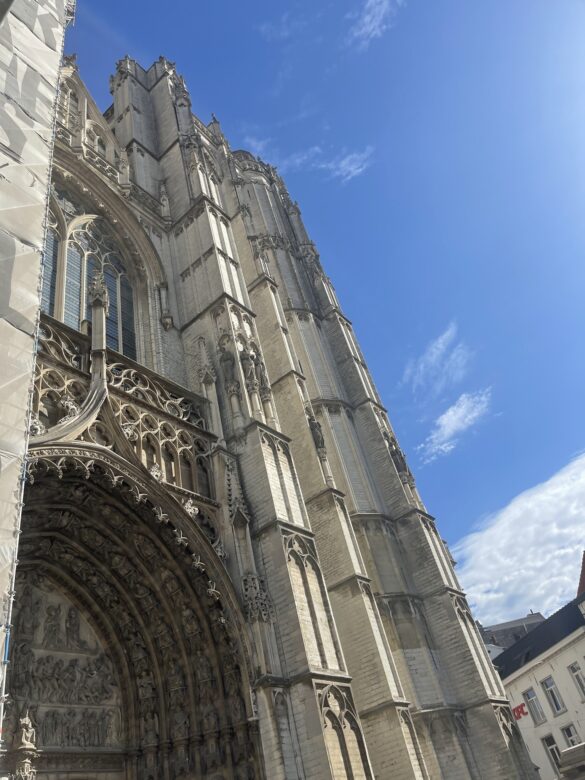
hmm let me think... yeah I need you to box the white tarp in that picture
[0,0,71,738]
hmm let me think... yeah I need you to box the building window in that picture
[41,215,137,360]
[569,662,585,700]
[523,687,547,725]
[542,734,562,773]
[41,222,60,315]
[562,723,581,748]
[542,676,566,715]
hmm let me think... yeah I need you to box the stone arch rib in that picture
[7,443,264,780]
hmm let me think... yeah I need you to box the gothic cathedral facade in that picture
[2,50,534,780]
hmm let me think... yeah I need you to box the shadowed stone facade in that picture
[0,39,535,780]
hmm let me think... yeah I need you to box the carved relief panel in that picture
[8,572,122,755]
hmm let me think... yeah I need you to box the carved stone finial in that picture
[121,422,138,442]
[117,54,133,73]
[149,463,163,482]
[212,538,228,561]
[87,271,109,314]
[171,74,190,106]
[62,53,77,70]
[183,498,199,518]
[28,413,46,437]
[57,394,80,424]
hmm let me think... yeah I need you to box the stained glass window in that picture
[41,212,137,359]
[64,242,82,329]
[120,276,136,359]
[41,224,59,316]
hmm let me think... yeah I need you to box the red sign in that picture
[512,703,528,721]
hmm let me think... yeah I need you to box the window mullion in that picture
[117,275,122,352]
[54,235,67,321]
[80,251,87,329]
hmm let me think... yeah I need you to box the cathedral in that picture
[0,2,536,779]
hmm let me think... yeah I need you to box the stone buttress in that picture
[0,49,535,780]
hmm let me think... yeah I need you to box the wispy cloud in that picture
[279,145,324,174]
[242,136,273,157]
[258,12,307,42]
[241,137,373,183]
[347,0,405,50]
[403,322,472,399]
[454,454,585,625]
[318,146,374,182]
[418,388,491,462]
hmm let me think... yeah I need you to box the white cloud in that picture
[347,0,405,50]
[241,137,373,183]
[418,388,491,462]
[454,454,585,626]
[318,146,374,182]
[403,322,472,398]
[279,145,323,174]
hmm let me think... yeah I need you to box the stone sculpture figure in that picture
[2,699,18,749]
[105,709,118,745]
[65,607,86,650]
[240,347,256,385]
[308,416,325,450]
[15,712,36,749]
[47,658,63,701]
[12,642,34,699]
[14,585,41,642]
[253,353,270,389]
[141,709,159,743]
[42,605,62,648]
[219,344,236,386]
[172,707,189,739]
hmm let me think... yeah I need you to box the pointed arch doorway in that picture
[5,448,261,780]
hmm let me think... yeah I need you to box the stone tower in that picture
[0,51,534,779]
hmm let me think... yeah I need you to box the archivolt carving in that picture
[26,446,222,555]
[10,450,261,779]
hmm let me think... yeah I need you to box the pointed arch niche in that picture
[42,156,169,372]
[7,449,262,779]
[42,191,137,360]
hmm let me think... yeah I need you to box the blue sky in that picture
[67,0,585,624]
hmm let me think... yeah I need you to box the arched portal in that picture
[5,451,261,780]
